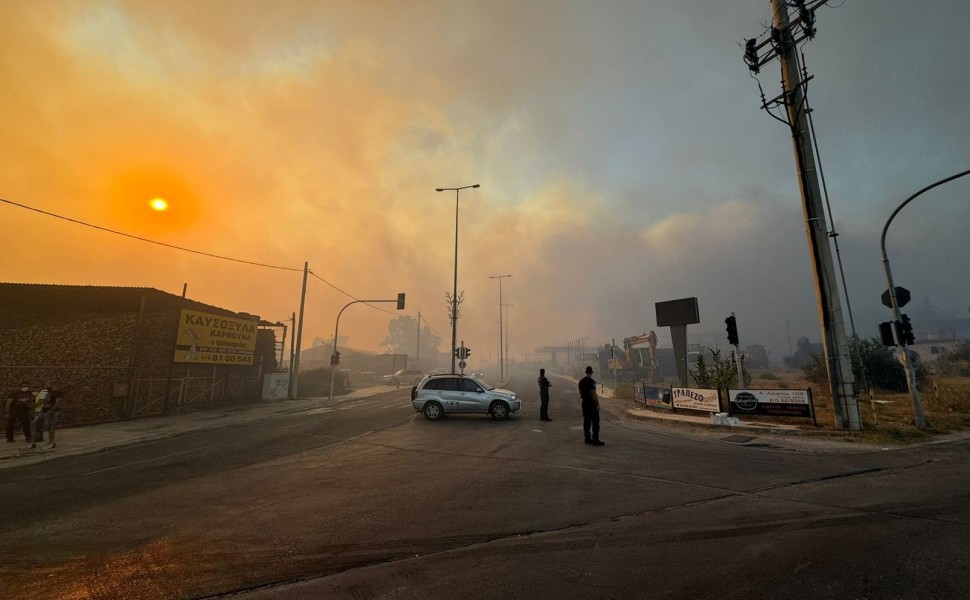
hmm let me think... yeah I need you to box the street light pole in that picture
[881,168,970,429]
[329,294,406,403]
[436,184,480,374]
[490,274,511,381]
[503,303,514,378]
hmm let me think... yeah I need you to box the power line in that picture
[0,197,303,272]
[3,196,447,341]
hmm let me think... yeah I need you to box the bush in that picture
[760,372,779,380]
[691,347,748,392]
[801,336,928,393]
[935,341,970,377]
[296,367,349,397]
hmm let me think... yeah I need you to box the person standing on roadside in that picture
[6,381,34,445]
[31,382,62,450]
[578,366,604,446]
[537,368,552,421]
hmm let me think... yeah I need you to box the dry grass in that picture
[613,371,970,445]
[752,371,970,445]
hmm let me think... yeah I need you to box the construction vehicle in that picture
[601,331,663,382]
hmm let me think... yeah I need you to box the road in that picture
[2,368,968,599]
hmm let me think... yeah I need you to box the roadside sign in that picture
[881,286,911,309]
[458,360,467,369]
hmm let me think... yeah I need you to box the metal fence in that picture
[127,376,261,417]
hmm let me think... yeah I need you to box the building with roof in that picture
[1,283,278,425]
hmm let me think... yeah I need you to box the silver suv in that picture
[411,374,520,421]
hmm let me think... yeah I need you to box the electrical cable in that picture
[0,196,304,272]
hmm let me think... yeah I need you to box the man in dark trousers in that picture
[537,368,552,421]
[578,366,604,446]
[6,381,34,445]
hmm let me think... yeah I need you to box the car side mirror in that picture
[476,387,484,393]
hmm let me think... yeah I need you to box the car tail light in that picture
[411,386,417,401]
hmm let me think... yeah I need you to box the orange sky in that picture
[4,1,970,367]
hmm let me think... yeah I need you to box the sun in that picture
[149,197,169,211]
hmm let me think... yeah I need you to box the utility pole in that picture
[290,262,309,399]
[743,0,860,429]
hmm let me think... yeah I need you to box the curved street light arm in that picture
[879,168,970,429]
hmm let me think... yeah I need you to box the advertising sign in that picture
[635,383,672,410]
[728,389,813,419]
[175,309,258,365]
[671,387,720,412]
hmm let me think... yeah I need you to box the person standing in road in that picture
[6,381,35,445]
[537,368,552,421]
[578,366,604,446]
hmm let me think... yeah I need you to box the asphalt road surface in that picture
[2,367,968,599]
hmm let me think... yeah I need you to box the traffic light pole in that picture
[329,295,406,403]
[880,168,970,428]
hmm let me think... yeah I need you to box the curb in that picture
[623,408,817,436]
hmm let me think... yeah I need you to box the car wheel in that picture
[489,401,510,420]
[423,401,444,421]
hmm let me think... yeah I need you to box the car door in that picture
[435,377,466,412]
[457,377,487,412]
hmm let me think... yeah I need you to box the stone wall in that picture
[1,285,278,424]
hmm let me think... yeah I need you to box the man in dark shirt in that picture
[537,368,552,421]
[577,366,604,446]
[6,381,34,445]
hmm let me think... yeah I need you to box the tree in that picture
[381,316,441,359]
[691,347,747,395]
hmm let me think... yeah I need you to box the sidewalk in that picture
[0,385,400,470]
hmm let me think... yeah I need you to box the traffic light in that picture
[897,314,915,346]
[878,321,897,347]
[396,293,406,310]
[454,347,461,359]
[464,347,471,359]
[330,351,341,366]
[725,315,739,346]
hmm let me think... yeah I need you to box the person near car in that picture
[578,366,604,446]
[537,368,552,421]
[6,381,35,445]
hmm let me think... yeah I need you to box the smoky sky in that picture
[2,0,968,365]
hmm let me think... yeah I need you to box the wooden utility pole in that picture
[745,0,861,429]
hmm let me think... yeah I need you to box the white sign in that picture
[671,387,720,412]
[728,389,810,406]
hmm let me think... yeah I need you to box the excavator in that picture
[604,331,661,382]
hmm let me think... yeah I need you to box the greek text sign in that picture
[728,389,812,418]
[671,387,720,412]
[175,309,258,365]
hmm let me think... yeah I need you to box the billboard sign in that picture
[635,383,672,410]
[728,389,813,418]
[671,387,720,412]
[175,309,258,365]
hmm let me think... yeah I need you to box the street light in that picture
[490,274,511,381]
[436,183,480,373]
[329,293,406,402]
[880,168,970,429]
